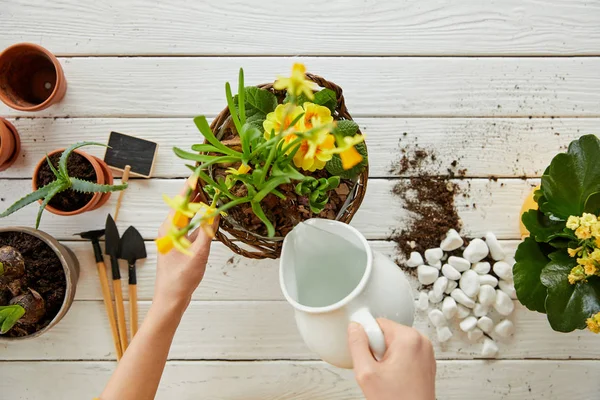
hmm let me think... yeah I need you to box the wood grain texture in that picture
[3,117,597,179]
[2,0,600,56]
[0,178,539,240]
[1,57,600,117]
[2,360,599,399]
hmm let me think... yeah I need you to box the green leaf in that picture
[0,304,25,334]
[325,141,368,180]
[539,134,600,219]
[0,180,67,218]
[334,120,359,137]
[225,82,243,134]
[312,88,337,112]
[70,178,128,194]
[45,155,62,179]
[58,142,107,177]
[35,181,66,229]
[193,116,242,157]
[521,209,569,243]
[584,191,600,214]
[245,87,278,115]
[251,201,275,237]
[513,237,551,313]
[0,262,4,276]
[238,68,246,126]
[254,176,290,203]
[190,144,224,153]
[540,251,600,332]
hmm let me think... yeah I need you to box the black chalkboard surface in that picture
[104,131,158,178]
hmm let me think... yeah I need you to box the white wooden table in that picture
[1,1,600,398]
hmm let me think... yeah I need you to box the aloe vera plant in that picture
[0,142,128,228]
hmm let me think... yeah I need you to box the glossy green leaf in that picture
[513,237,550,313]
[521,209,570,243]
[583,191,600,214]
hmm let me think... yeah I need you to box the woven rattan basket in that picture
[196,73,368,259]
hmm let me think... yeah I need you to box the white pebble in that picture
[442,296,458,319]
[467,328,484,342]
[457,304,471,319]
[459,316,478,332]
[493,261,513,281]
[417,265,439,285]
[481,338,499,357]
[442,264,461,280]
[473,302,490,317]
[440,229,463,251]
[425,248,444,264]
[448,256,470,272]
[477,316,494,333]
[479,274,499,287]
[428,309,446,328]
[463,238,489,263]
[494,290,515,316]
[437,326,453,343]
[433,276,449,297]
[494,319,515,338]
[451,288,475,308]
[478,285,497,307]
[499,280,517,299]
[485,232,505,261]
[416,291,429,311]
[428,289,444,304]
[459,270,481,298]
[429,260,442,269]
[445,280,458,294]
[406,252,424,268]
[472,261,491,275]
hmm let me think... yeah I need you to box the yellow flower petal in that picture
[156,236,174,254]
[340,146,363,170]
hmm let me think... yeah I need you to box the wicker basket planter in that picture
[196,73,368,259]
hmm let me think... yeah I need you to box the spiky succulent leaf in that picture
[0,180,67,218]
[45,155,63,179]
[35,182,67,229]
[69,178,128,193]
[58,142,107,177]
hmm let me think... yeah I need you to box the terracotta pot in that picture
[0,226,79,341]
[0,118,20,171]
[32,149,115,216]
[0,43,67,112]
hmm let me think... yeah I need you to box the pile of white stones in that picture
[406,229,517,357]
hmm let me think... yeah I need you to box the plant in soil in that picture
[0,142,128,228]
[515,135,600,334]
[157,64,368,255]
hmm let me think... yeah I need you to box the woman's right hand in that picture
[348,319,436,400]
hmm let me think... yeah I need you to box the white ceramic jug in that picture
[280,219,414,369]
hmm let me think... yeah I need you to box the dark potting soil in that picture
[37,152,97,211]
[0,232,66,337]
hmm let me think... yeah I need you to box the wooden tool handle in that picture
[114,165,131,222]
[129,284,138,338]
[96,262,122,360]
[112,279,129,352]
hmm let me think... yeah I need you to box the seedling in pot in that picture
[0,142,128,228]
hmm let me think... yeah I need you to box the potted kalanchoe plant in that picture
[515,134,600,334]
[157,64,368,258]
[0,142,127,228]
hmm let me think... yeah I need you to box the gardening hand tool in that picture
[119,226,147,339]
[104,131,159,221]
[75,229,123,360]
[105,214,128,352]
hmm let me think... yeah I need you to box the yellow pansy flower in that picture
[273,63,317,100]
[580,213,597,227]
[575,226,592,240]
[566,215,581,230]
[568,265,587,284]
[321,134,365,170]
[263,104,305,138]
[293,131,336,172]
[302,102,333,129]
[587,312,600,334]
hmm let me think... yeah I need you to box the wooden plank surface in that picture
[3,117,598,179]
[0,178,539,240]
[3,0,600,56]
[2,360,598,399]
[1,57,600,118]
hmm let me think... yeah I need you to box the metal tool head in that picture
[119,226,147,264]
[104,214,121,258]
[74,229,105,242]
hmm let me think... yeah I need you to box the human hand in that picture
[155,182,217,311]
[348,319,436,400]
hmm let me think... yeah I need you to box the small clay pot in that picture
[32,149,115,216]
[0,227,79,341]
[0,43,67,112]
[0,118,20,171]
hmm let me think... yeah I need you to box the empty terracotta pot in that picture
[32,149,114,216]
[0,118,20,171]
[0,43,67,112]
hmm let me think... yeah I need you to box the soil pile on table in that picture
[0,232,66,337]
[390,146,463,257]
[37,152,96,211]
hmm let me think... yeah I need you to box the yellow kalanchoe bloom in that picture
[580,213,598,227]
[568,265,587,284]
[575,225,592,240]
[263,104,305,138]
[566,215,580,230]
[587,312,600,334]
[273,63,317,100]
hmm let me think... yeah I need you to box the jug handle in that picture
[350,308,386,361]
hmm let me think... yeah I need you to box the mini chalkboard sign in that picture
[104,132,159,220]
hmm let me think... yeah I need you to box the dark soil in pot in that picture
[0,232,66,337]
[37,152,97,211]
